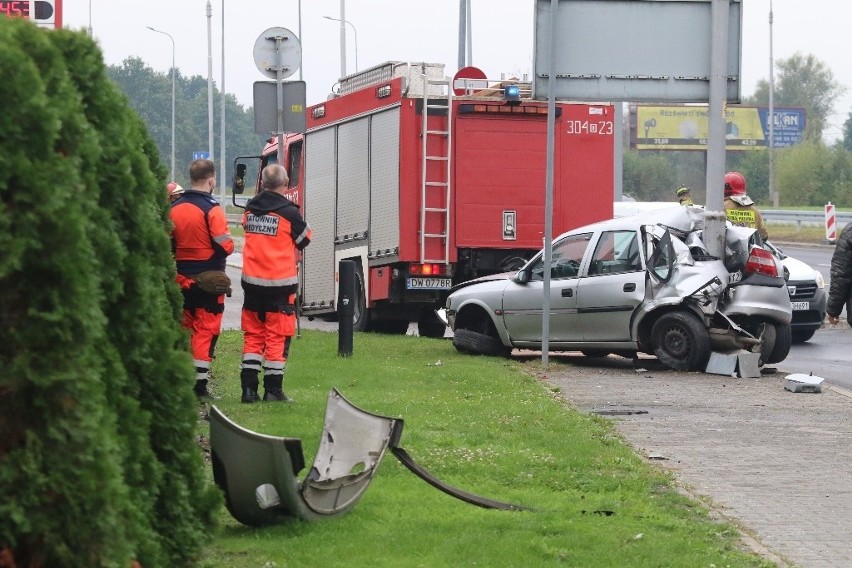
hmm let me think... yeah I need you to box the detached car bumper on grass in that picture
[446,206,793,371]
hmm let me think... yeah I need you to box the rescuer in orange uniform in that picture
[170,159,234,399]
[240,164,312,403]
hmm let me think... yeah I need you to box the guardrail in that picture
[762,209,852,226]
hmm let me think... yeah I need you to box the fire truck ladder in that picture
[419,76,452,265]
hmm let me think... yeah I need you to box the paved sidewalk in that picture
[543,358,852,568]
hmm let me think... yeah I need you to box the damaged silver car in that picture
[445,206,792,371]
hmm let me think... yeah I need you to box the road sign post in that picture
[253,27,302,166]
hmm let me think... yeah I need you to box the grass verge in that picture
[201,330,773,568]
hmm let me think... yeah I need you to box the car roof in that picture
[555,203,690,240]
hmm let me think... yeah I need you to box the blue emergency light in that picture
[504,84,521,105]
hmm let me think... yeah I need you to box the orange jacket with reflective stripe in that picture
[170,190,234,274]
[241,191,311,289]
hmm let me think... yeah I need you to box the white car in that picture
[614,202,826,343]
[446,206,793,371]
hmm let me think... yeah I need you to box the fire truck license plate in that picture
[791,301,809,311]
[407,277,452,290]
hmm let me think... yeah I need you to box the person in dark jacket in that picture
[170,159,234,399]
[239,164,312,403]
[827,224,852,325]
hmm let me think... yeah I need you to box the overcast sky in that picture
[60,1,850,141]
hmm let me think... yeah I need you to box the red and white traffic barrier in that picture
[825,202,837,242]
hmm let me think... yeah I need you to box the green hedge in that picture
[0,19,218,567]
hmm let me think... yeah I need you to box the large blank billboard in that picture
[534,0,741,103]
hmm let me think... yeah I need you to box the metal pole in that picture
[614,104,623,202]
[206,1,215,171]
[704,0,730,258]
[338,260,355,357]
[146,26,176,182]
[339,0,346,77]
[171,38,176,184]
[87,0,93,36]
[458,0,466,69]
[220,0,226,206]
[769,0,777,207]
[541,0,559,369]
[465,0,472,66]
[298,0,303,81]
[275,35,286,166]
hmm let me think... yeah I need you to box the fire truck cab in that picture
[233,61,614,336]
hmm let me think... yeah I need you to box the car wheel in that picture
[792,328,816,344]
[767,323,792,364]
[651,311,711,371]
[581,349,611,359]
[452,328,511,357]
[756,323,776,366]
[418,310,448,338]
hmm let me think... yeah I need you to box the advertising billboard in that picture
[631,105,806,151]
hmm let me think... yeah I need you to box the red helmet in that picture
[724,171,746,197]
[167,181,184,197]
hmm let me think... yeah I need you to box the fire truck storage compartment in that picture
[452,103,613,253]
[301,107,402,313]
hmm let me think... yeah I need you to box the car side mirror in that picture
[232,163,247,195]
[513,269,531,284]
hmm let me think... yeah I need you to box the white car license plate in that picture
[791,301,809,311]
[407,277,452,290]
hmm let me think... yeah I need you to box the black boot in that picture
[262,374,291,402]
[194,378,212,401]
[240,369,259,404]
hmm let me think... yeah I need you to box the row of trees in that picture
[107,56,265,189]
[624,52,852,208]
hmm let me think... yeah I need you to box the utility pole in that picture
[338,0,346,77]
[206,1,215,176]
[220,0,226,205]
[769,0,777,207]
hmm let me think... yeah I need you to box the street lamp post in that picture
[146,26,176,182]
[206,1,214,174]
[323,15,358,73]
[769,0,777,207]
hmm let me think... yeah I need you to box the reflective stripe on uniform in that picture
[726,209,756,227]
[241,353,263,371]
[242,274,300,287]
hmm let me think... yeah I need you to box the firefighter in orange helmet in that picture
[239,164,312,403]
[723,171,769,241]
[170,159,234,399]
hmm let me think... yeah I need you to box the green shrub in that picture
[0,19,217,567]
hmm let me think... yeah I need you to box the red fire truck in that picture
[233,62,614,336]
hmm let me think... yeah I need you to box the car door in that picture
[575,230,646,342]
[501,232,593,343]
